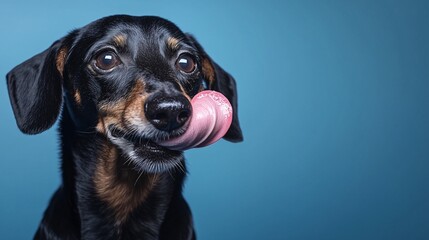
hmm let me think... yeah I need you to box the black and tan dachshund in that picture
[6,15,242,240]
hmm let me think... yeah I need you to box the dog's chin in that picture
[107,127,183,173]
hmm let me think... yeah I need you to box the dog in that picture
[6,15,242,240]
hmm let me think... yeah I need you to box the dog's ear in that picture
[187,34,243,142]
[6,39,68,134]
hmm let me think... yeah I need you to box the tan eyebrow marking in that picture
[113,34,127,47]
[167,37,180,50]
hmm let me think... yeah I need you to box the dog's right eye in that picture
[94,51,121,71]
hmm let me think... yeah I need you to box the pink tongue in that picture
[156,91,233,151]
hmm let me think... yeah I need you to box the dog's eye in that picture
[176,54,196,73]
[95,51,121,71]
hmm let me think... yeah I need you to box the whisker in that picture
[176,161,186,174]
[134,170,144,187]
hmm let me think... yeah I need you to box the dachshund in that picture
[6,15,242,240]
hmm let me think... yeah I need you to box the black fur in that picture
[6,15,242,240]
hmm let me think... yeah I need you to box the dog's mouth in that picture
[107,126,183,173]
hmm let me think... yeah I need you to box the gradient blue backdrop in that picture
[1,1,428,239]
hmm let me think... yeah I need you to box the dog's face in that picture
[7,15,242,173]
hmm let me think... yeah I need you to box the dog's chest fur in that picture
[53,109,190,239]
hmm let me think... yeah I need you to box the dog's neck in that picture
[58,107,186,239]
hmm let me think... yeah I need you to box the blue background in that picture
[1,0,428,239]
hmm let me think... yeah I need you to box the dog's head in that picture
[6,15,242,172]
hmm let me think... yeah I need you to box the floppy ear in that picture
[6,39,67,134]
[187,34,243,142]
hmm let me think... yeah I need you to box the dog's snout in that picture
[145,95,192,132]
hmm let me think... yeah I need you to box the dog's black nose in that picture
[145,95,192,132]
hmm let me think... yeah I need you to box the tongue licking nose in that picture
[156,91,233,151]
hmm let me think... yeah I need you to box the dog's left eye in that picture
[95,51,121,71]
[176,54,197,73]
